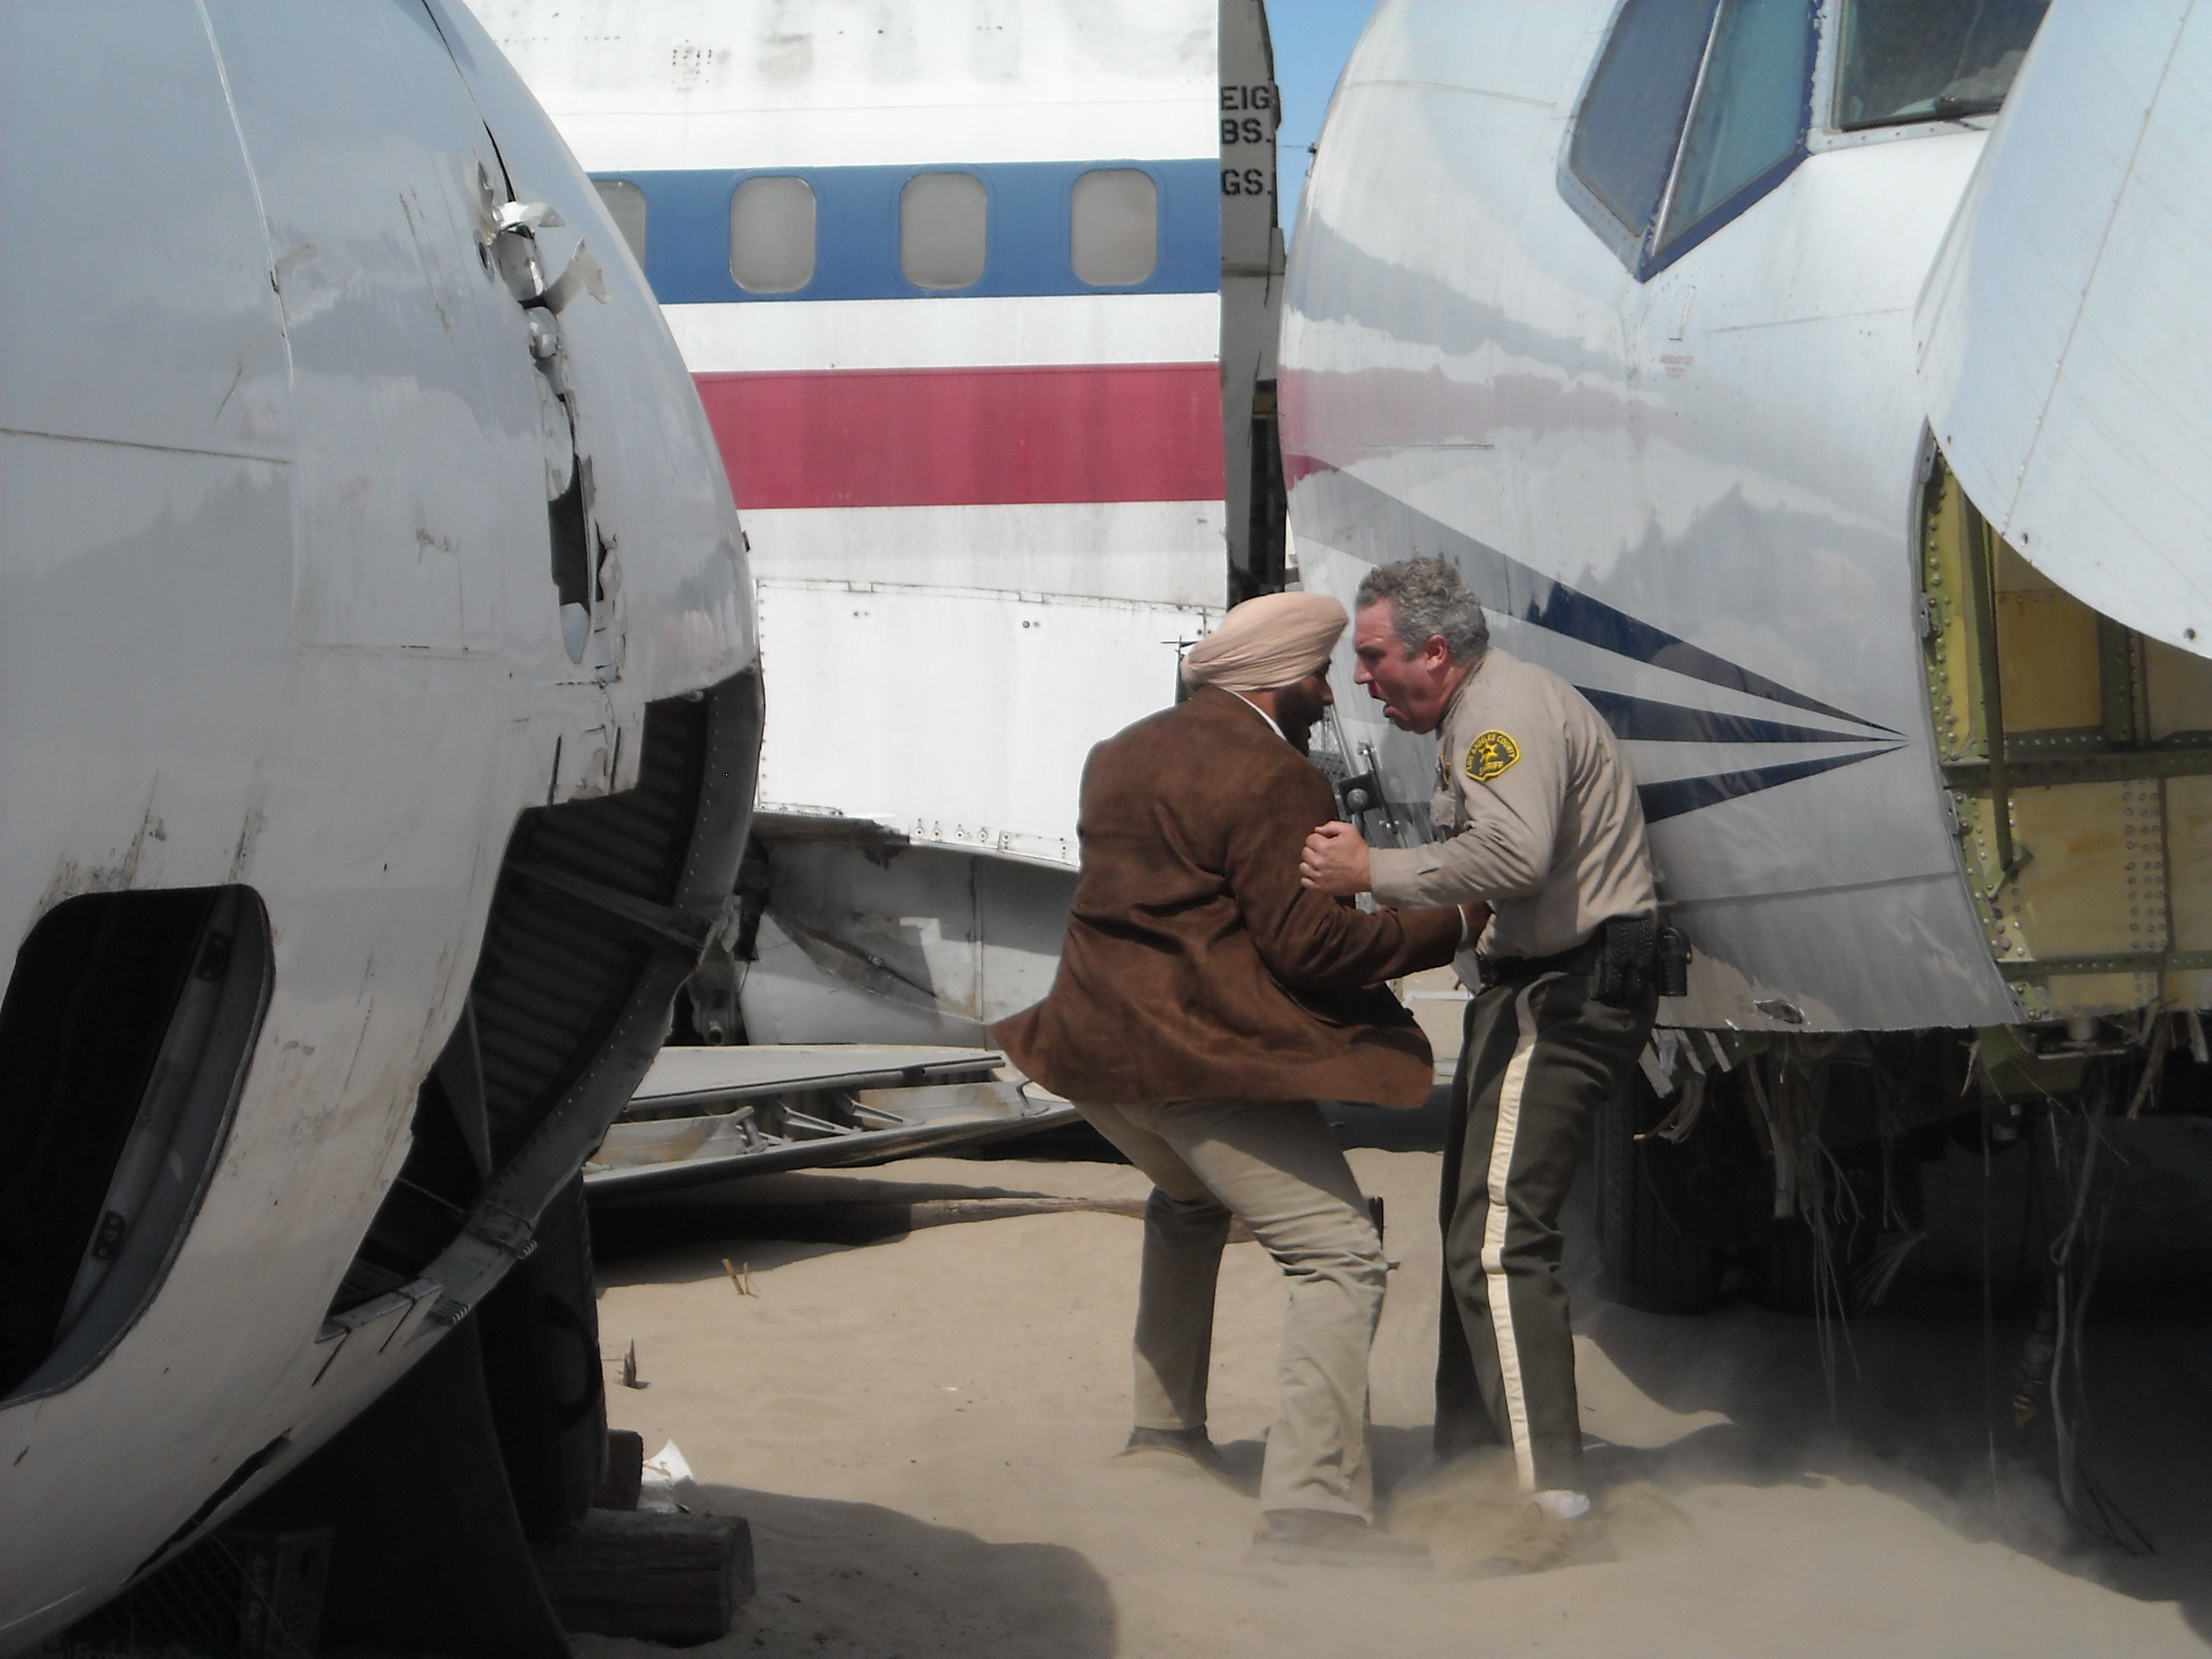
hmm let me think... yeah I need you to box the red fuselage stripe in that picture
[694,363,1226,510]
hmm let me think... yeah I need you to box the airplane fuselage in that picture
[0,4,758,1644]
[1284,0,2212,1037]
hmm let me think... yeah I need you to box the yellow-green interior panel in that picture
[1992,544,2102,733]
[1921,468,1984,762]
[2166,775,2212,951]
[1923,450,2212,1020]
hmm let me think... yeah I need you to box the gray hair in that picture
[1355,558,1490,661]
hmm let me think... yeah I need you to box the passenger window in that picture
[1568,0,1719,241]
[1071,169,1158,286]
[1836,0,2049,130]
[594,180,647,267]
[1659,0,1816,250]
[900,171,987,290]
[729,176,817,294]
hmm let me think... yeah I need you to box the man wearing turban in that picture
[995,591,1471,1568]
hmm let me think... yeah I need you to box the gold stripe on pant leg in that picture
[1479,972,1562,1493]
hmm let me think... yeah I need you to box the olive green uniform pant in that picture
[1076,1097,1387,1519]
[1435,968,1655,1492]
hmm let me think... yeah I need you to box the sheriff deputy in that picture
[1298,556,1663,1559]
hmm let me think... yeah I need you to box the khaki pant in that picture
[1075,1097,1387,1519]
[1437,968,1655,1492]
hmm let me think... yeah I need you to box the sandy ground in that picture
[583,1136,2212,1659]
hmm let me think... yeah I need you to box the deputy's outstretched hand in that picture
[1300,821,1372,896]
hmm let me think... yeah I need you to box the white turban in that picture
[1180,591,1347,694]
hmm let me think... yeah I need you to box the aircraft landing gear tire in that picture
[1593,1074,1721,1315]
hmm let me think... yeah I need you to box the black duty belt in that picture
[1481,935,1605,985]
[1479,915,1688,1003]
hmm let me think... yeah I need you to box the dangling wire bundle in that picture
[2038,1020,2166,1555]
[1748,1051,1860,1414]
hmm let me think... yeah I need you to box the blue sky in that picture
[1267,0,1382,239]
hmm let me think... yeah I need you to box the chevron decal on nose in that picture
[1293,469,1906,821]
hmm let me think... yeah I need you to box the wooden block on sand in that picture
[532,1509,754,1645]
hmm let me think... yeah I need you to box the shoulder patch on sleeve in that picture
[1466,730,1520,783]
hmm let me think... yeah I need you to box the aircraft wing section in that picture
[1917,0,2212,657]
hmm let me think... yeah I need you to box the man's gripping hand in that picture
[1300,821,1372,897]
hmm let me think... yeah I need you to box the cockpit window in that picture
[1835,0,2050,130]
[1660,0,1816,250]
[1568,0,1719,241]
[1565,0,1816,278]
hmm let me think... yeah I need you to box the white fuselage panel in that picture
[1919,0,2212,660]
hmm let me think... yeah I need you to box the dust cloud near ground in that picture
[585,1130,2212,1659]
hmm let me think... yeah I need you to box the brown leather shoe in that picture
[1248,1509,1433,1569]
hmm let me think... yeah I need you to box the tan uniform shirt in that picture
[1368,647,1656,975]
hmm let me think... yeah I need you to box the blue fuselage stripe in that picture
[598,160,1223,304]
[1637,750,1898,822]
[1575,686,1872,747]
[1522,573,1894,735]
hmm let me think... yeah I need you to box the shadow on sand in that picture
[677,1483,1115,1659]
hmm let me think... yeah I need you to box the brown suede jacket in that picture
[994,685,1461,1109]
